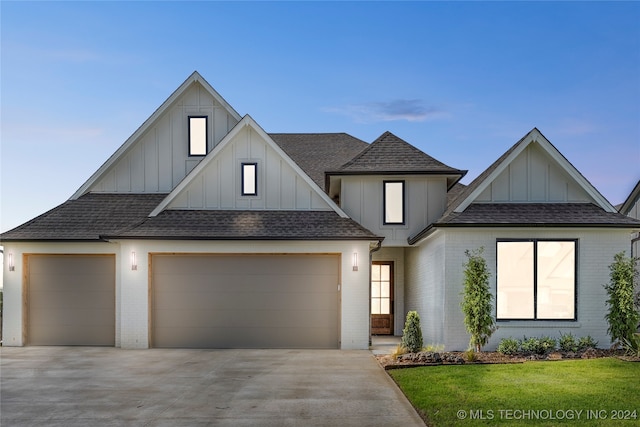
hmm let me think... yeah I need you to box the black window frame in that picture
[383,180,405,225]
[496,238,578,322]
[241,162,258,196]
[188,115,208,157]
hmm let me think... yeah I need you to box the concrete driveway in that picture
[1,347,424,426]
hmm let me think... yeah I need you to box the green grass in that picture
[389,358,640,426]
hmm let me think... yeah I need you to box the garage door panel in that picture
[152,254,340,348]
[27,255,115,346]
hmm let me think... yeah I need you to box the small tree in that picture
[461,247,496,352]
[604,252,639,347]
[401,311,423,353]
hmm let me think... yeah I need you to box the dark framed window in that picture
[241,163,258,196]
[496,239,577,321]
[383,181,405,225]
[188,116,207,156]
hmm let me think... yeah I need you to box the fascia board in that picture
[71,71,241,200]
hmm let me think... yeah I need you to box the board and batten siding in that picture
[340,176,448,246]
[434,228,631,351]
[166,126,331,211]
[89,83,239,194]
[476,143,592,203]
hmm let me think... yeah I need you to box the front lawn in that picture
[389,358,639,426]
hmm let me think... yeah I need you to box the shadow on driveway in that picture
[1,347,424,426]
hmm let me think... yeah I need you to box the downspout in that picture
[368,239,383,347]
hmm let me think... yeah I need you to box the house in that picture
[2,72,639,350]
[618,179,640,260]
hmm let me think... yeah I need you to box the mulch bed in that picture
[377,348,639,370]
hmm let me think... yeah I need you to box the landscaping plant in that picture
[604,252,639,347]
[497,337,520,355]
[401,310,423,353]
[460,247,495,352]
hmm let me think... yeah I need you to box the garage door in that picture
[151,254,340,348]
[27,254,115,346]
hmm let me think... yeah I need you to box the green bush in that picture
[497,337,521,355]
[604,252,640,346]
[621,333,640,357]
[460,248,496,352]
[521,336,556,355]
[401,311,423,353]
[577,335,598,351]
[558,332,579,352]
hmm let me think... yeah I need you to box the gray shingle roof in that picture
[409,203,640,245]
[0,193,167,241]
[270,133,368,189]
[105,210,382,240]
[328,131,466,178]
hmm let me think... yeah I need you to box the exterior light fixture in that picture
[8,253,15,271]
[352,252,358,271]
[131,251,137,271]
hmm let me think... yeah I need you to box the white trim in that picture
[71,71,242,200]
[150,115,350,218]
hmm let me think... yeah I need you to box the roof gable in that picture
[71,71,242,198]
[150,116,349,217]
[619,179,640,218]
[449,128,616,213]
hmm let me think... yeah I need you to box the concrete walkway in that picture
[1,347,424,426]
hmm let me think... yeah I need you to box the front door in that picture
[371,261,394,335]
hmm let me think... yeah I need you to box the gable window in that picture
[188,116,207,156]
[496,240,576,320]
[384,181,405,224]
[242,163,257,196]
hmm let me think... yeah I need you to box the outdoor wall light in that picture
[8,253,15,272]
[131,251,137,271]
[352,252,358,271]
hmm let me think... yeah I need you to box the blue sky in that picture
[1,1,639,232]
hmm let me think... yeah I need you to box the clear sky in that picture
[1,1,639,232]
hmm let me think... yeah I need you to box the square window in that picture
[188,116,207,156]
[384,181,404,224]
[242,163,257,196]
[497,240,576,321]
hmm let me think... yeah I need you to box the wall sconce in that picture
[131,251,137,271]
[352,252,358,271]
[8,253,15,272]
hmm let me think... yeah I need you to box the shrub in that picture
[621,333,640,357]
[497,338,521,355]
[604,252,640,347]
[521,336,555,355]
[461,247,496,352]
[539,336,557,354]
[558,332,579,352]
[401,311,423,353]
[391,344,409,360]
[577,335,598,351]
[464,349,478,362]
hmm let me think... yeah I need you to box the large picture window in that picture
[497,240,576,320]
[383,181,405,224]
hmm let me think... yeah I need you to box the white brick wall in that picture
[441,228,632,350]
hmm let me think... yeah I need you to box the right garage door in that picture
[151,254,340,348]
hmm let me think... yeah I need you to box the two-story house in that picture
[3,72,639,350]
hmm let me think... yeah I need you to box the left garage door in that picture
[26,254,115,346]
